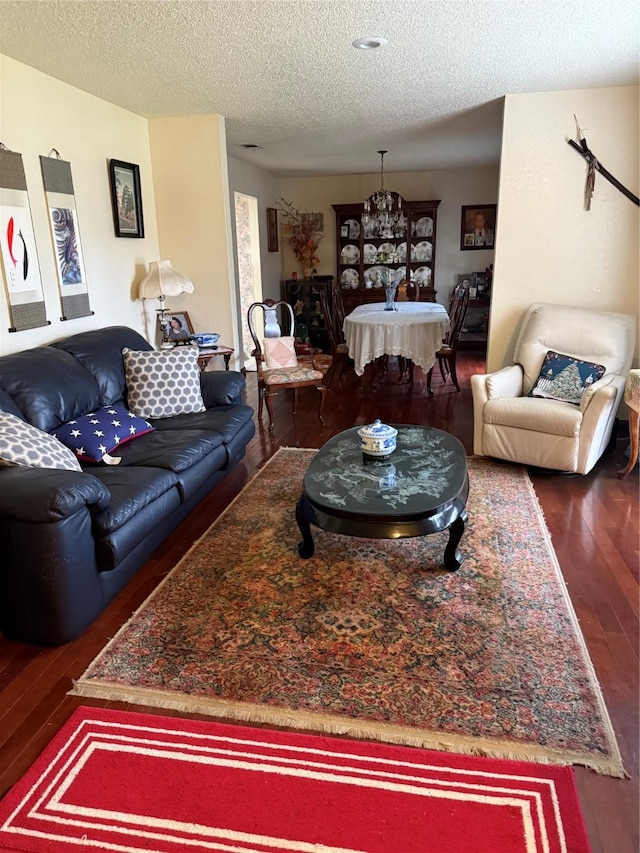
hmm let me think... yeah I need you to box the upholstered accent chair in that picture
[247,300,326,431]
[471,302,636,474]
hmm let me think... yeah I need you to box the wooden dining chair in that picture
[247,300,326,431]
[396,278,420,302]
[426,282,470,396]
[318,286,349,387]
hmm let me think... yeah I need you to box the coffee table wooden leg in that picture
[296,496,315,559]
[443,511,467,571]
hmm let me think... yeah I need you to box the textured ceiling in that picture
[0,0,638,176]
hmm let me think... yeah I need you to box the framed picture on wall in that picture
[266,207,278,252]
[109,160,144,238]
[460,204,496,251]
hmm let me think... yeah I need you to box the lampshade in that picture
[138,260,195,299]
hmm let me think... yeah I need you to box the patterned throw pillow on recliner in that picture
[122,347,206,419]
[529,350,606,405]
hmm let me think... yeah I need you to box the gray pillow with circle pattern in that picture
[122,346,206,419]
[0,412,82,471]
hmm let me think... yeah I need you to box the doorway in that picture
[233,192,263,371]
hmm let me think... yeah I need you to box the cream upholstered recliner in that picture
[471,302,636,474]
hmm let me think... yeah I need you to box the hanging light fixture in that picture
[362,150,407,239]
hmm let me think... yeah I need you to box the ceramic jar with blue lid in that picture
[357,419,398,459]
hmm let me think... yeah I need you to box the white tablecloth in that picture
[343,302,450,377]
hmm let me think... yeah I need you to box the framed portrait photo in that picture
[461,204,496,251]
[162,310,194,344]
[109,159,144,238]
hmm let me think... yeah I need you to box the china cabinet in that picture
[332,199,440,313]
[281,276,333,352]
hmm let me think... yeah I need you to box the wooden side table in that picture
[618,369,640,479]
[197,346,234,372]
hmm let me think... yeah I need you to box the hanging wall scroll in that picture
[40,151,92,320]
[0,146,48,331]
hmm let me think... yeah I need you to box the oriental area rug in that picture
[0,706,592,853]
[71,449,624,778]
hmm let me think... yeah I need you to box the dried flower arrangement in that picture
[277,197,324,276]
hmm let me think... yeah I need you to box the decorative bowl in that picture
[357,419,398,459]
[191,333,220,347]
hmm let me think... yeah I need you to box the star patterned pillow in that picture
[51,403,154,464]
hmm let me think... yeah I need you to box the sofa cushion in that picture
[122,347,206,418]
[0,412,82,471]
[52,403,154,464]
[528,350,606,405]
[52,326,152,406]
[89,465,180,535]
[0,346,101,431]
[109,428,224,472]
[150,404,254,443]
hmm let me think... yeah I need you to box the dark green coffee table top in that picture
[303,425,467,522]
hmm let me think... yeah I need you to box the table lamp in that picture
[138,260,195,347]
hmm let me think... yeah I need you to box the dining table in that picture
[343,301,450,382]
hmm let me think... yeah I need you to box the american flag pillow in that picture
[52,403,154,464]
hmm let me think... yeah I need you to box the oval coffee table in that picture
[296,425,469,571]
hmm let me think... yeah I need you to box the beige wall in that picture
[278,167,499,308]
[148,115,239,359]
[490,86,639,372]
[0,55,160,355]
[227,156,282,304]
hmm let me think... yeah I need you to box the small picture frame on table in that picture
[108,159,144,238]
[162,310,194,344]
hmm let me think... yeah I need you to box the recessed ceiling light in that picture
[238,144,262,149]
[352,36,388,50]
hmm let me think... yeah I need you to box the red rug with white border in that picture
[0,706,591,852]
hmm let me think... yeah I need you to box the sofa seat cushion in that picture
[107,428,224,472]
[89,466,180,535]
[150,404,254,444]
[484,397,582,438]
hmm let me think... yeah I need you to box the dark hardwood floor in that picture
[1,352,637,852]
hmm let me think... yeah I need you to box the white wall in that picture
[0,55,160,355]
[278,167,499,309]
[490,86,639,372]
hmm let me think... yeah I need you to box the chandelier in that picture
[362,150,407,238]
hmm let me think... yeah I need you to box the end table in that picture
[618,369,639,479]
[197,345,234,372]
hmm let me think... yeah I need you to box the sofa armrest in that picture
[0,467,110,523]
[200,370,246,408]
